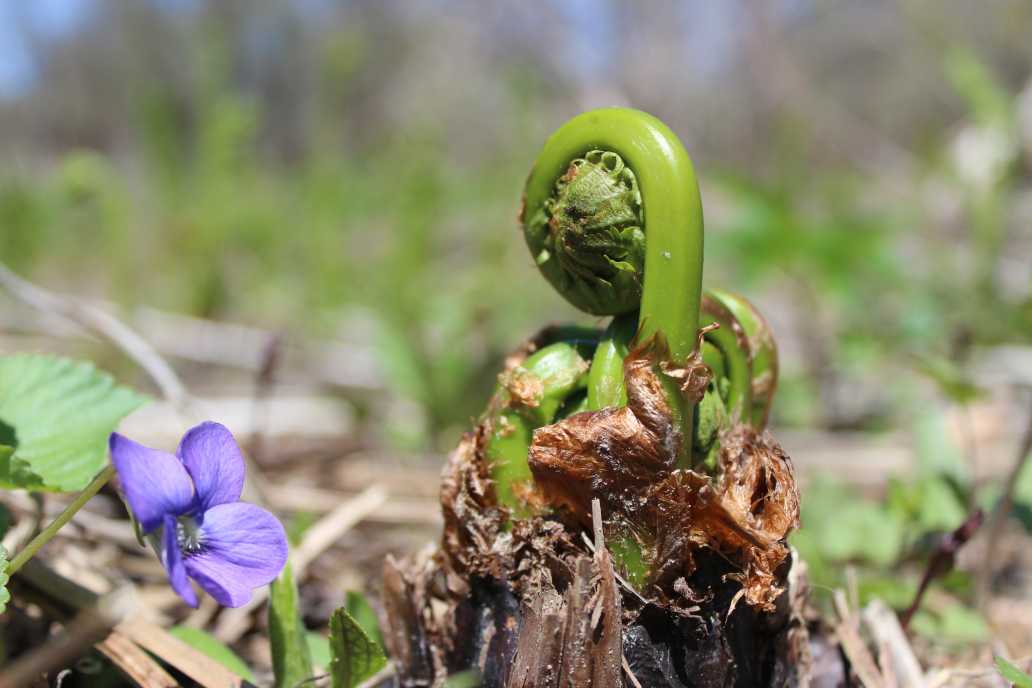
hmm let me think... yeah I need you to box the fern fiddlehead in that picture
[523,108,706,463]
[484,110,781,588]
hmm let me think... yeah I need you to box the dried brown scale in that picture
[647,426,800,612]
[524,328,800,612]
[528,334,707,526]
[500,367,545,411]
[510,340,785,583]
[717,426,800,544]
[660,322,717,401]
[439,428,505,578]
[503,335,537,373]
[508,518,580,588]
[701,295,753,364]
[439,418,585,592]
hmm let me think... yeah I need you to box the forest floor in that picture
[1,311,1031,687]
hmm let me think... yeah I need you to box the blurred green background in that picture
[2,0,1032,645]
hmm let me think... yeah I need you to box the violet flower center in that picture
[175,516,204,554]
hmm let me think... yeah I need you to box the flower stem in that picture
[7,464,116,576]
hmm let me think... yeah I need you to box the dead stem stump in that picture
[382,540,809,687]
[383,338,811,687]
[381,437,811,687]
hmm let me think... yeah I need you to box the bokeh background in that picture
[3,0,1032,665]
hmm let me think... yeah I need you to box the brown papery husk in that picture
[382,329,812,688]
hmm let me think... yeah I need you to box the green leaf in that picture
[0,545,10,615]
[306,631,332,668]
[329,605,387,688]
[911,602,989,644]
[286,511,318,547]
[345,590,384,650]
[945,49,1013,128]
[0,419,16,449]
[0,501,10,541]
[912,355,984,405]
[855,574,917,610]
[936,603,990,643]
[0,354,147,491]
[996,656,1032,688]
[914,477,968,532]
[801,479,905,566]
[168,626,255,681]
[268,560,313,688]
[912,410,970,483]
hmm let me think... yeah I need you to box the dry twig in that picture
[13,559,247,688]
[95,631,179,688]
[0,262,188,407]
[863,599,925,688]
[264,483,438,525]
[117,616,251,688]
[0,586,136,688]
[834,589,886,688]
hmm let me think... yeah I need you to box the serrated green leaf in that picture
[0,354,147,491]
[168,626,255,681]
[345,590,384,650]
[0,441,43,489]
[329,605,387,688]
[269,560,313,688]
[0,545,9,615]
[996,656,1032,688]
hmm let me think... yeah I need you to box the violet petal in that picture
[184,502,287,607]
[161,514,197,607]
[109,432,194,533]
[176,421,245,512]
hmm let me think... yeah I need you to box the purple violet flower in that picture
[109,421,287,608]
